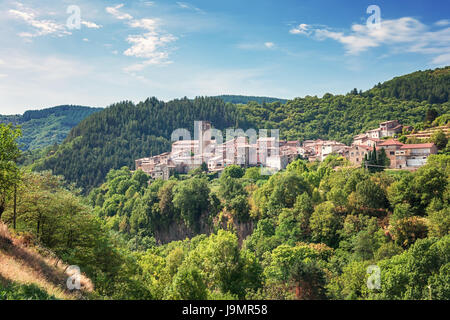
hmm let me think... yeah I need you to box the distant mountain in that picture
[214,95,288,105]
[0,105,102,150]
[366,66,449,103]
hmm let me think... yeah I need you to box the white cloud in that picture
[237,42,276,50]
[176,2,205,14]
[290,17,450,64]
[124,33,176,60]
[17,32,33,38]
[9,7,70,38]
[435,19,450,27]
[105,4,177,69]
[83,38,89,42]
[106,4,133,20]
[431,53,450,65]
[81,21,102,29]
[128,18,159,31]
[289,24,310,35]
[122,18,177,69]
[177,2,189,9]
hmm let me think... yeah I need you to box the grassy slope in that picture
[0,222,93,300]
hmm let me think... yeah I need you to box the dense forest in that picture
[1,122,449,299]
[0,105,101,151]
[214,95,288,105]
[366,66,450,104]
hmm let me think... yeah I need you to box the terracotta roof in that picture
[400,143,435,149]
[356,145,372,150]
[378,139,404,146]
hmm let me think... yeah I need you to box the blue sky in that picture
[0,0,449,114]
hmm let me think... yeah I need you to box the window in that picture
[390,151,395,155]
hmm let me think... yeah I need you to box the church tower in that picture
[194,121,211,161]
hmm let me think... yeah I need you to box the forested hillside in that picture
[33,97,250,191]
[33,73,449,192]
[239,94,448,143]
[215,95,288,105]
[366,66,449,103]
[0,105,101,151]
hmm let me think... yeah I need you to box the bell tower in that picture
[194,121,211,161]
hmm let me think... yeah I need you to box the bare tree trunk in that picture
[37,211,41,239]
[13,185,17,230]
[0,199,5,221]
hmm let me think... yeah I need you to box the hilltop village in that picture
[136,120,439,179]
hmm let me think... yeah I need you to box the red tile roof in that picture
[378,139,404,146]
[400,143,436,149]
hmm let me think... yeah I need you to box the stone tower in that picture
[194,121,211,160]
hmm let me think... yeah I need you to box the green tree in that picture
[186,230,261,298]
[309,201,341,246]
[173,177,210,231]
[430,130,448,150]
[425,108,439,123]
[353,179,389,210]
[170,264,207,300]
[221,165,245,179]
[374,236,450,300]
[263,244,326,299]
[0,124,21,221]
